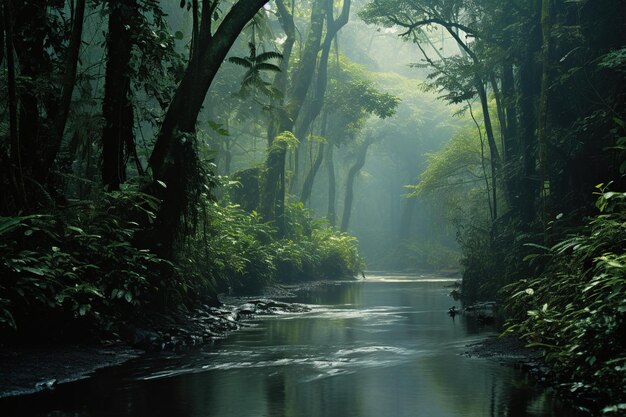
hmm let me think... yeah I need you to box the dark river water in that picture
[1,274,582,417]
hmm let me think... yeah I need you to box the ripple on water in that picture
[135,342,420,383]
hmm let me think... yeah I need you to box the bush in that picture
[0,189,172,338]
[0,187,366,337]
[502,190,626,413]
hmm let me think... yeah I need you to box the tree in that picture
[260,0,326,234]
[0,0,86,212]
[102,1,138,191]
[146,0,270,255]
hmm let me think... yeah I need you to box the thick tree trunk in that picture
[102,0,136,191]
[490,73,507,154]
[146,0,269,256]
[501,61,518,161]
[150,0,269,177]
[518,17,542,227]
[340,136,374,232]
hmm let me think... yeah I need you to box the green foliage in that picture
[408,125,484,198]
[179,196,363,296]
[324,57,401,145]
[228,42,283,98]
[0,188,172,335]
[502,193,626,411]
[272,131,300,151]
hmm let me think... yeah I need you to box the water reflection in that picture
[0,274,582,417]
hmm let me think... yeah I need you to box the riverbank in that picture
[0,284,314,399]
[464,329,600,415]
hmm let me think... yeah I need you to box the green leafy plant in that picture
[502,189,626,411]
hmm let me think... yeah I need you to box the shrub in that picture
[0,189,172,338]
[502,189,626,412]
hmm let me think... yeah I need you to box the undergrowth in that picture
[502,189,626,415]
[0,185,363,338]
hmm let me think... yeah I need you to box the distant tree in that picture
[260,0,326,236]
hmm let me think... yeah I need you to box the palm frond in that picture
[256,51,283,62]
[255,63,281,72]
[228,56,253,68]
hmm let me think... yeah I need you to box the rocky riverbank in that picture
[0,289,311,399]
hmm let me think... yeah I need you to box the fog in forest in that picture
[1,1,624,414]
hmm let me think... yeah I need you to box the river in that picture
[1,273,582,417]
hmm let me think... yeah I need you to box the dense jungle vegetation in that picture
[0,0,624,412]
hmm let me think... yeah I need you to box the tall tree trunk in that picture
[150,0,269,177]
[446,27,500,220]
[301,142,325,204]
[102,0,135,191]
[12,0,50,184]
[326,142,337,227]
[2,0,26,210]
[293,0,351,191]
[340,136,374,232]
[146,0,269,256]
[490,73,507,154]
[538,0,552,232]
[501,60,518,161]
[475,78,499,220]
[267,0,295,145]
[518,6,542,227]
[45,0,85,182]
[300,111,328,204]
[262,0,325,232]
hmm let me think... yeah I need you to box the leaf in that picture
[156,180,167,189]
[256,51,283,61]
[124,292,133,302]
[67,226,84,234]
[523,243,550,252]
[174,31,184,40]
[525,342,559,349]
[23,266,45,276]
[228,57,252,68]
[254,63,281,73]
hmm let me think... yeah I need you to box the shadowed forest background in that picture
[0,0,624,413]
